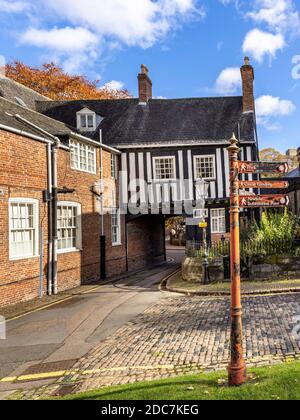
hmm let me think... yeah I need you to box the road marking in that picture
[0,365,175,384]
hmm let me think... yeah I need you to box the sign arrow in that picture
[239,195,290,208]
[238,161,289,175]
[239,180,289,189]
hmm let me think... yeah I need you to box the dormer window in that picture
[80,114,94,129]
[76,108,96,132]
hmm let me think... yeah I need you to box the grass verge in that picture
[63,361,300,400]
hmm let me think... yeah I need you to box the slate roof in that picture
[287,167,300,178]
[0,97,72,140]
[36,96,256,147]
[0,76,51,110]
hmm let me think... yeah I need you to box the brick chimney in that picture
[138,64,152,104]
[240,57,255,113]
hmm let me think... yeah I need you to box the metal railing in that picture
[186,237,300,259]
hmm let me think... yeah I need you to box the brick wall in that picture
[0,131,125,307]
[0,129,49,307]
[127,215,165,271]
[0,129,165,308]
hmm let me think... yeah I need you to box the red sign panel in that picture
[238,161,289,174]
[239,195,290,208]
[239,180,289,189]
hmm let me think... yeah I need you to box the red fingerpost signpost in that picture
[227,135,290,387]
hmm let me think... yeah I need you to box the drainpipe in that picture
[99,129,106,280]
[47,144,53,295]
[52,144,59,294]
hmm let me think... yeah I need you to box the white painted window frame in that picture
[111,208,121,246]
[211,208,226,234]
[9,197,39,261]
[193,209,209,219]
[76,110,96,132]
[70,139,97,175]
[153,156,176,181]
[111,154,118,179]
[193,154,216,181]
[57,201,82,254]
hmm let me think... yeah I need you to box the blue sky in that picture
[0,0,300,152]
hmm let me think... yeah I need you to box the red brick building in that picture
[0,77,165,308]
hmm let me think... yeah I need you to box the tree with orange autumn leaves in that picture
[5,61,131,100]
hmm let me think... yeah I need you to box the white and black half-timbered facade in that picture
[36,59,259,242]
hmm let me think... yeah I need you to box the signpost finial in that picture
[228,133,240,154]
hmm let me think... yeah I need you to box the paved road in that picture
[0,249,183,394]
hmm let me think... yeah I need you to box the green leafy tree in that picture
[166,217,185,239]
[259,148,298,178]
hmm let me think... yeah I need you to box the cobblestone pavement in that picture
[8,293,300,399]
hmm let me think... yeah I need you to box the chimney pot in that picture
[141,64,149,75]
[244,56,250,66]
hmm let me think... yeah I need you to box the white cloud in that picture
[220,0,300,62]
[102,80,125,91]
[214,67,241,95]
[255,95,295,130]
[20,27,98,52]
[0,0,27,13]
[42,0,205,48]
[247,0,300,35]
[242,29,284,62]
[16,0,205,72]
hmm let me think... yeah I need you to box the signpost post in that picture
[227,134,247,387]
[227,134,290,387]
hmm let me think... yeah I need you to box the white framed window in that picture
[193,209,208,219]
[70,139,96,174]
[9,198,39,260]
[211,208,226,234]
[153,156,176,180]
[194,155,216,180]
[111,209,121,246]
[57,202,82,253]
[76,109,96,132]
[111,154,118,179]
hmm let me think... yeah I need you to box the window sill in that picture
[112,243,122,247]
[211,232,226,235]
[57,248,82,255]
[70,166,97,176]
[151,179,177,183]
[9,255,39,262]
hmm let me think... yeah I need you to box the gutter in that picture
[0,123,53,144]
[70,131,121,155]
[113,140,256,150]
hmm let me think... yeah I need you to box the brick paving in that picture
[7,293,300,399]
